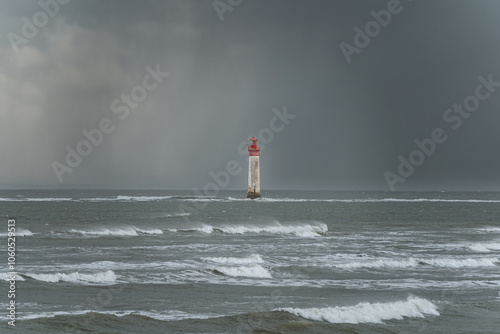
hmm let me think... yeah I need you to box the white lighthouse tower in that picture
[247,137,261,199]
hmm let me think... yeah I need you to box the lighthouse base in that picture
[247,155,260,200]
[247,192,261,199]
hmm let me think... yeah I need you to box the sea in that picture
[0,189,499,334]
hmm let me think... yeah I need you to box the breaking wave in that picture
[210,264,272,278]
[0,228,33,237]
[203,254,264,265]
[467,242,500,252]
[204,254,271,278]
[171,222,327,237]
[334,257,499,270]
[67,226,163,237]
[215,223,327,237]
[278,296,439,324]
[170,225,215,234]
[0,273,25,281]
[23,270,116,284]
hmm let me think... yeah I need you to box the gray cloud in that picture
[1,0,500,190]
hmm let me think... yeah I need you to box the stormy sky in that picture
[1,0,500,191]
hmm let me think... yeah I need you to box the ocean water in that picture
[0,189,499,333]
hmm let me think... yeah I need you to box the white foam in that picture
[134,227,163,235]
[0,228,33,237]
[203,254,264,265]
[37,260,193,272]
[474,226,500,233]
[76,195,173,202]
[68,226,163,237]
[335,257,499,270]
[336,258,421,269]
[259,197,500,203]
[79,197,119,202]
[212,264,272,278]
[176,197,231,202]
[467,242,500,252]
[0,197,73,202]
[171,224,214,234]
[18,310,91,320]
[116,195,172,201]
[216,222,328,237]
[0,273,25,281]
[216,224,326,237]
[380,198,500,203]
[18,309,215,321]
[279,296,439,324]
[424,258,499,268]
[25,270,116,284]
[171,222,327,237]
[1,196,498,203]
[163,212,191,217]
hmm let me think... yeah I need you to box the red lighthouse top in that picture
[248,137,260,156]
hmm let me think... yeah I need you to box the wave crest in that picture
[203,254,264,265]
[0,228,33,237]
[467,242,500,252]
[172,221,327,237]
[473,226,500,233]
[67,226,163,237]
[25,270,116,284]
[210,264,272,278]
[0,273,25,281]
[278,296,439,324]
[335,257,499,269]
[0,197,72,202]
[115,195,172,201]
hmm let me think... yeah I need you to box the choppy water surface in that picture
[0,190,499,333]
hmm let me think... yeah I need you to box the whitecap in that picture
[0,273,25,281]
[467,242,500,252]
[211,264,272,278]
[203,254,264,265]
[0,228,33,237]
[215,222,327,237]
[334,257,498,270]
[67,226,163,237]
[25,270,116,284]
[0,197,73,202]
[116,195,172,201]
[278,296,439,324]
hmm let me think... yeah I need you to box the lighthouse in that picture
[247,137,261,199]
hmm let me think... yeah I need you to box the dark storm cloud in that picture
[1,0,500,190]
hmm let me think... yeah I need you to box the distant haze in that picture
[1,0,500,191]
